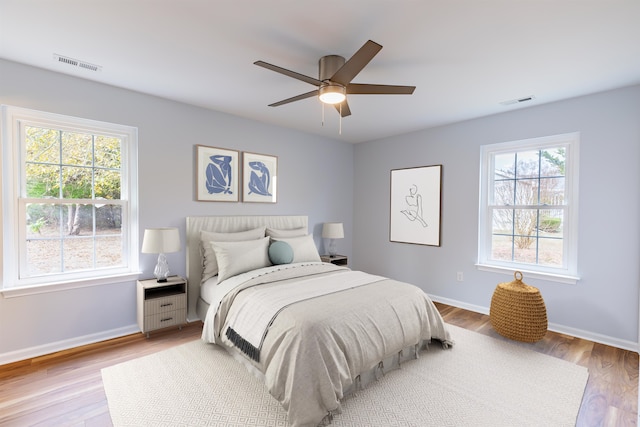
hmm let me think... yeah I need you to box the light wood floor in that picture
[0,303,637,427]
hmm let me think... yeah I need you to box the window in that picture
[1,105,139,293]
[477,133,579,283]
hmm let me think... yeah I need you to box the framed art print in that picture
[242,152,277,203]
[390,165,442,246]
[196,145,239,202]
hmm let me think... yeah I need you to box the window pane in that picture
[540,147,565,178]
[61,166,92,199]
[539,177,565,205]
[539,209,564,238]
[62,132,92,166]
[95,169,121,199]
[94,135,121,169]
[63,236,94,271]
[25,127,60,163]
[514,178,538,205]
[26,239,62,276]
[96,204,123,268]
[493,180,514,205]
[514,209,538,248]
[26,204,62,238]
[491,234,513,261]
[513,242,536,264]
[96,235,123,268]
[538,237,563,267]
[492,208,513,234]
[494,153,514,180]
[26,163,60,198]
[515,150,540,179]
[97,204,122,230]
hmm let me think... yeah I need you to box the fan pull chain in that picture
[321,102,325,127]
[339,104,342,135]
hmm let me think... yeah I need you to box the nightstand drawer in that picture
[144,294,186,315]
[144,309,187,331]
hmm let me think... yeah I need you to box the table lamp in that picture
[322,222,344,257]
[141,227,181,282]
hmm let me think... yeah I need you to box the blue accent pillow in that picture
[269,241,294,265]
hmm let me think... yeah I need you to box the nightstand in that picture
[137,276,187,337]
[320,254,348,266]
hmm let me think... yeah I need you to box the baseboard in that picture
[430,294,639,353]
[0,324,140,366]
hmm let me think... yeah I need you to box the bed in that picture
[186,215,452,427]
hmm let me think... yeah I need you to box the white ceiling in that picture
[1,0,639,143]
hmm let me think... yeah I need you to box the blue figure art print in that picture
[205,155,233,194]
[247,161,272,196]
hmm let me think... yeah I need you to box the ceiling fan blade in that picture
[330,40,382,85]
[268,89,319,107]
[333,100,352,117]
[254,61,323,86]
[347,83,415,95]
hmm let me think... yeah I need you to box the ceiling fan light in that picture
[319,85,346,104]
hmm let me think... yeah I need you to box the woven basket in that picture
[490,271,547,343]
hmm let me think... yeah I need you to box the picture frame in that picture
[242,151,277,203]
[390,165,442,246]
[196,145,240,202]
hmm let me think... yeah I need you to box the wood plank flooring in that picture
[0,303,637,427]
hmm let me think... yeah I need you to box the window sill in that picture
[0,272,142,298]
[475,264,579,285]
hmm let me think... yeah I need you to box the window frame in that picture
[1,105,139,295]
[477,132,580,284]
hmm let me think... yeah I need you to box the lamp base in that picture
[327,239,338,257]
[154,253,171,283]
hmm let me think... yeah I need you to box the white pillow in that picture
[200,227,266,282]
[211,237,271,283]
[271,234,321,263]
[265,227,307,238]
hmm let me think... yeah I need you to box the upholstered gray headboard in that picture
[185,215,308,320]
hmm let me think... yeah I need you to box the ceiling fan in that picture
[254,40,415,117]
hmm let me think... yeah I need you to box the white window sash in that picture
[1,105,139,290]
[477,132,580,283]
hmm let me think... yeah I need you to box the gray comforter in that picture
[202,263,452,427]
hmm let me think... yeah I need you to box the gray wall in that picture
[0,59,354,363]
[353,85,640,349]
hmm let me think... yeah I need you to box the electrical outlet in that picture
[456,272,464,282]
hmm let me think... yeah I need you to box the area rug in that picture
[101,324,588,426]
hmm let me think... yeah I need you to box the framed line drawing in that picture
[242,152,277,203]
[196,145,240,202]
[390,165,442,246]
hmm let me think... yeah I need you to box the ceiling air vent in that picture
[53,54,102,72]
[500,95,535,106]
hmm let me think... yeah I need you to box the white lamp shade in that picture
[322,222,344,239]
[141,228,181,254]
